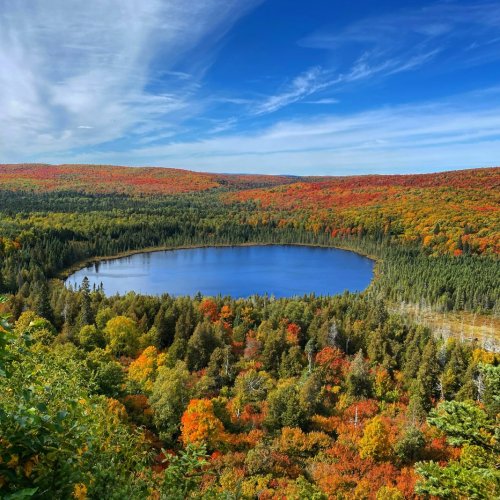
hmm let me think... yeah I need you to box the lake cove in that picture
[65,245,374,297]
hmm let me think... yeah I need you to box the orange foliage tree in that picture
[181,399,226,450]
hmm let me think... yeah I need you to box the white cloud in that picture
[300,1,500,71]
[0,0,261,158]
[242,2,500,119]
[42,88,500,175]
[2,0,500,175]
[253,66,332,115]
[305,98,339,105]
[251,49,439,116]
[300,2,500,49]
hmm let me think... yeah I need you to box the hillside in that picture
[0,164,295,195]
[227,167,500,256]
[1,164,498,258]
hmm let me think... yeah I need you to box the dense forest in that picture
[0,164,498,499]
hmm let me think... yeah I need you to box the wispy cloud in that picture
[301,1,500,69]
[2,0,500,173]
[0,0,262,158]
[207,117,239,135]
[241,1,500,116]
[252,49,439,116]
[253,66,333,115]
[43,87,500,175]
[305,98,339,105]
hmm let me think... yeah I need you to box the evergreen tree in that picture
[186,321,222,371]
[78,276,93,326]
[409,338,440,418]
[346,350,373,399]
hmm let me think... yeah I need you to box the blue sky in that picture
[1,0,500,175]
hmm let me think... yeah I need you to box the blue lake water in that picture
[65,245,374,297]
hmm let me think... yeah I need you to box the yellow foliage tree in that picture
[359,415,392,461]
[128,346,163,392]
[104,316,139,357]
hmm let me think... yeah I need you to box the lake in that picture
[65,245,374,297]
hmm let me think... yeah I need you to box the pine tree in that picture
[33,281,53,323]
[346,350,373,399]
[79,276,92,326]
[409,338,440,418]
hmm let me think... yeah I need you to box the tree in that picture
[0,296,14,377]
[416,401,499,499]
[316,346,346,385]
[305,338,316,374]
[78,324,105,351]
[207,345,235,388]
[346,350,373,399]
[279,345,306,378]
[0,330,151,498]
[394,426,425,463]
[359,415,392,461]
[24,317,57,346]
[261,328,286,373]
[154,305,176,349]
[265,380,307,431]
[78,276,93,326]
[128,346,163,392]
[186,321,222,371]
[32,280,53,323]
[104,316,140,357]
[478,363,500,418]
[161,444,209,500]
[150,361,192,444]
[86,348,125,398]
[199,298,218,322]
[233,369,274,406]
[299,372,324,417]
[408,338,440,418]
[96,307,115,331]
[180,399,225,450]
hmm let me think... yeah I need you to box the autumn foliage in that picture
[227,167,500,255]
[0,163,292,195]
[180,399,225,450]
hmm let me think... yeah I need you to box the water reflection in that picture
[66,245,374,298]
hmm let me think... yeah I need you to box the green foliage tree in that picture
[0,321,151,498]
[186,321,222,371]
[0,297,14,377]
[408,338,440,419]
[478,363,500,418]
[78,324,105,351]
[160,444,209,500]
[394,426,425,463]
[346,350,373,399]
[265,380,307,431]
[86,348,125,398]
[150,361,192,444]
[416,401,499,499]
[104,316,140,357]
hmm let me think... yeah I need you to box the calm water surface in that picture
[66,245,374,297]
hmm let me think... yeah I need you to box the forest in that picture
[0,164,498,499]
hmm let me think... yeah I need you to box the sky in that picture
[1,0,500,175]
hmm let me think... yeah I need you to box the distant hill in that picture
[1,163,498,255]
[0,163,296,195]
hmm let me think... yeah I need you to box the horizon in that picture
[2,1,500,174]
[1,162,498,179]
